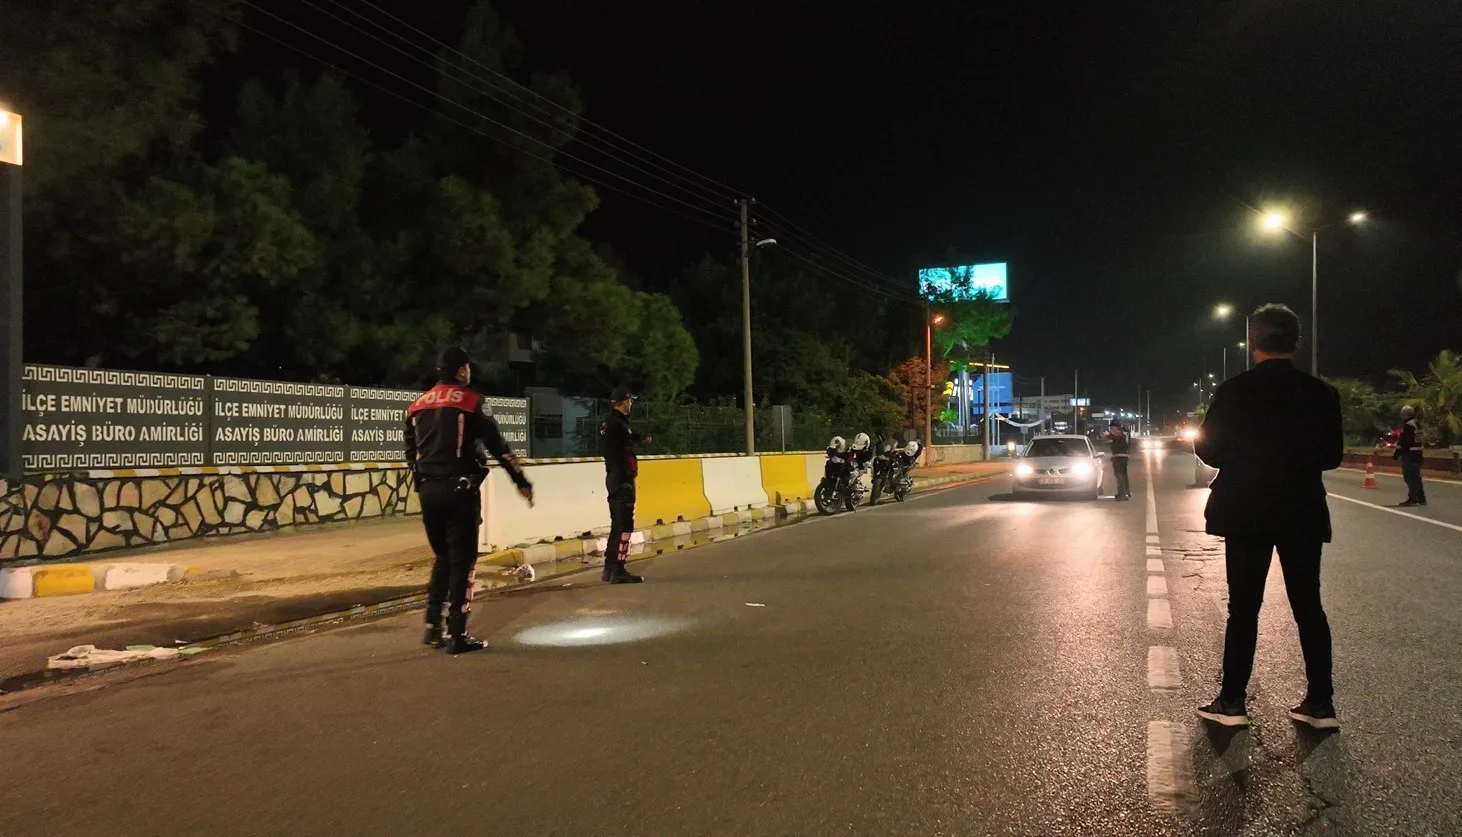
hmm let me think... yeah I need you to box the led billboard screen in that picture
[918,263,1009,302]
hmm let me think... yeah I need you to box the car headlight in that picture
[1015,463,1034,477]
[1182,428,1199,441]
[1072,461,1094,477]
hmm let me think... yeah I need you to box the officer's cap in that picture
[610,386,638,404]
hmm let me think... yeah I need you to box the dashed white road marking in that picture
[1146,534,1161,544]
[1147,646,1182,690]
[1146,545,1163,557]
[1147,558,1165,573]
[1147,721,1194,813]
[1148,598,1173,629]
[1147,575,1168,596]
[1328,492,1462,533]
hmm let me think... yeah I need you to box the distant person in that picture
[1395,405,1427,507]
[1194,303,1344,729]
[1102,420,1132,500]
[405,348,533,654]
[601,387,652,584]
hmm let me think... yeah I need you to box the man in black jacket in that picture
[405,348,533,654]
[601,386,651,584]
[1103,420,1133,500]
[1395,405,1427,507]
[1194,304,1344,730]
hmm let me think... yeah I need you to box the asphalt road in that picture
[3,454,1460,836]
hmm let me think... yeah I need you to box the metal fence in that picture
[531,396,878,457]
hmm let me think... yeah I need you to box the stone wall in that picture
[0,466,418,562]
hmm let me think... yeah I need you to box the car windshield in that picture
[1025,438,1089,458]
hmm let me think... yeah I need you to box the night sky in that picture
[238,1,1462,418]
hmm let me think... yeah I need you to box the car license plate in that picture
[1038,477,1062,485]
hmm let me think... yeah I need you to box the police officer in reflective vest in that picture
[601,386,651,584]
[405,348,533,653]
[1395,405,1427,507]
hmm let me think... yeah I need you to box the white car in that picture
[1012,434,1105,500]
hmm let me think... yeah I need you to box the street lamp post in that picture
[1258,208,1367,378]
[1,108,23,480]
[925,310,945,450]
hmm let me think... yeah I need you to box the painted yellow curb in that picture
[32,566,99,597]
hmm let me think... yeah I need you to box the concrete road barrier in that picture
[702,457,769,514]
[761,454,813,506]
[635,458,711,529]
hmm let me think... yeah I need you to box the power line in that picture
[773,243,926,307]
[351,0,747,200]
[755,218,915,296]
[757,204,912,291]
[304,0,736,216]
[232,0,739,228]
[197,2,739,235]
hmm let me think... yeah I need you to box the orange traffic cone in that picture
[1363,457,1379,489]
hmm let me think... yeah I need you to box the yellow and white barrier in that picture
[702,457,769,514]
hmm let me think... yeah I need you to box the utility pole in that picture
[983,350,994,460]
[1073,369,1079,435]
[1311,230,1319,377]
[924,302,933,451]
[1039,376,1046,433]
[739,198,754,455]
[0,109,23,480]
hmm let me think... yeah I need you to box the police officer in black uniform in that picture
[601,386,651,584]
[405,348,533,653]
[1395,405,1427,507]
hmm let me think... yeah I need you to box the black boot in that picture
[602,558,614,582]
[605,559,643,584]
[423,625,445,648]
[444,614,486,654]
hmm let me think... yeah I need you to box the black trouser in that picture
[419,477,482,636]
[1112,455,1130,497]
[1220,538,1333,704]
[606,478,636,568]
[1402,457,1426,503]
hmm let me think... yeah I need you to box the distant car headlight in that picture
[1072,461,1094,477]
[1182,428,1199,441]
[1015,463,1034,477]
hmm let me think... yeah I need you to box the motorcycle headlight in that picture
[1015,463,1034,477]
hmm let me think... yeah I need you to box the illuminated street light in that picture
[1,106,21,479]
[1260,210,1290,232]
[1253,205,1368,377]
[1214,303,1233,319]
[924,310,947,449]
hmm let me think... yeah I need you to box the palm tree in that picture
[1389,349,1462,448]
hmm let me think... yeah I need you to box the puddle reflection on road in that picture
[513,615,694,647]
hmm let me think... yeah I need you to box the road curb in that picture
[0,561,224,601]
[0,468,1003,696]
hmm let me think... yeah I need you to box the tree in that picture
[929,288,1015,365]
[1390,350,1462,447]
[1323,377,1387,445]
[887,356,935,434]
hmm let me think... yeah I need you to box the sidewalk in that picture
[0,461,1005,688]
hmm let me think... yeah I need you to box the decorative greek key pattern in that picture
[214,450,346,465]
[485,397,528,410]
[350,450,408,462]
[349,387,417,401]
[214,378,346,398]
[23,364,206,390]
[23,451,206,470]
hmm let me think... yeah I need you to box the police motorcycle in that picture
[870,437,921,505]
[815,434,871,514]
